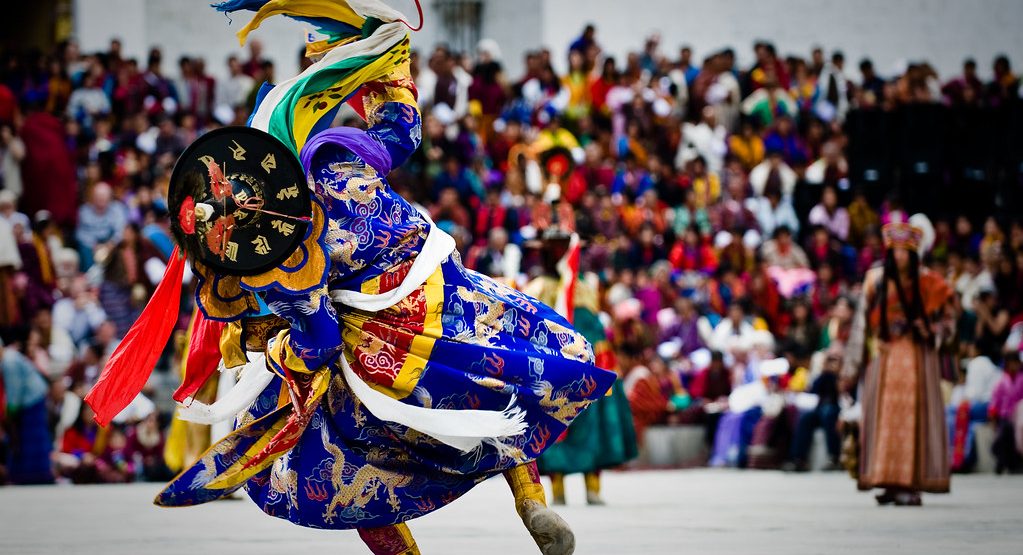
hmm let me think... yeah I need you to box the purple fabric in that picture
[299,127,393,176]
[634,285,662,325]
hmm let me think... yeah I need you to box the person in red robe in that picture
[18,110,77,228]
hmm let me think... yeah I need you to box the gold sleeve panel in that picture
[267,329,315,374]
[242,315,289,352]
[219,321,248,369]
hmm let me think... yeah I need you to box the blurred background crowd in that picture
[1,23,1023,485]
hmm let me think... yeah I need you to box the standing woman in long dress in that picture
[843,214,953,506]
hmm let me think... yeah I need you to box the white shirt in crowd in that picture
[52,297,107,346]
[955,270,994,312]
[216,73,255,110]
[950,356,1003,406]
[676,120,728,174]
[709,318,757,353]
[749,159,797,198]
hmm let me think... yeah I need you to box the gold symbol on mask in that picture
[252,235,271,255]
[277,185,299,200]
[225,241,239,262]
[271,219,295,236]
[229,140,247,161]
[261,153,277,173]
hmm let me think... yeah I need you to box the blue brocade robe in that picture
[157,103,615,529]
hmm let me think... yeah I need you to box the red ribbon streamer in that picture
[85,247,186,426]
[173,310,226,403]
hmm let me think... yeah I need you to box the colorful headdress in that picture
[882,213,933,255]
[881,221,923,252]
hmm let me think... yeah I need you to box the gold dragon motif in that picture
[325,162,386,204]
[325,220,366,270]
[320,427,413,524]
[455,286,506,346]
[543,321,594,364]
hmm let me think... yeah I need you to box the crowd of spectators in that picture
[1,24,1023,484]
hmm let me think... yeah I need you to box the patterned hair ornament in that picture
[882,213,933,256]
[881,221,922,252]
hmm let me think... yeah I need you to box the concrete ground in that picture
[1,469,1021,554]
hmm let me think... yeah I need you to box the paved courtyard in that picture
[1,469,1021,554]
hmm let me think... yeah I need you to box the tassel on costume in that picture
[172,310,226,403]
[176,353,274,425]
[85,247,185,426]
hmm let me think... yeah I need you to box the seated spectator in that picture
[951,215,981,258]
[811,263,845,320]
[126,412,172,482]
[846,189,879,247]
[683,350,732,447]
[747,362,796,469]
[624,357,688,444]
[819,296,854,349]
[741,78,797,127]
[627,225,668,268]
[762,115,808,167]
[762,227,816,298]
[857,229,884,276]
[749,150,797,198]
[989,347,1023,473]
[66,67,111,126]
[756,185,801,239]
[804,141,848,189]
[27,309,75,379]
[51,276,107,347]
[709,339,764,467]
[974,289,1011,362]
[948,356,1002,472]
[708,302,756,352]
[805,226,844,271]
[98,224,158,337]
[787,348,843,471]
[808,185,850,241]
[95,426,135,483]
[75,182,128,270]
[780,300,821,364]
[669,225,717,274]
[429,187,471,231]
[54,404,105,483]
[761,226,810,270]
[712,172,760,233]
[728,117,765,171]
[0,190,30,241]
[658,296,705,356]
[687,155,722,209]
[0,338,54,484]
[670,187,712,238]
[677,107,728,175]
[474,227,520,279]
